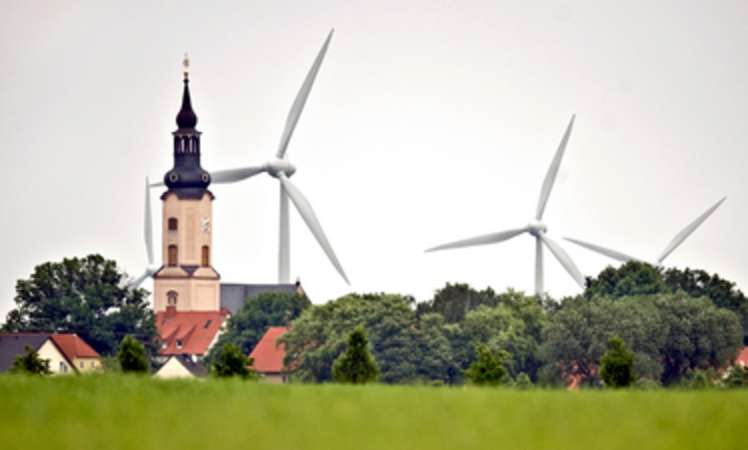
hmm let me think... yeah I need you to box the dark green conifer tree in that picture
[600,336,636,388]
[464,344,510,386]
[117,335,149,374]
[332,327,379,384]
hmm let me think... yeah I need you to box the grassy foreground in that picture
[0,375,746,450]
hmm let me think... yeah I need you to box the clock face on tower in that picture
[201,217,211,233]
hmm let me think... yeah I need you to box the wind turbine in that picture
[565,196,726,266]
[426,115,585,296]
[153,29,348,285]
[128,177,158,289]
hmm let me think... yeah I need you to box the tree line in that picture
[2,255,747,387]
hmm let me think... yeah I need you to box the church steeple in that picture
[163,55,211,199]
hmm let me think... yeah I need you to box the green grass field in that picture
[0,376,746,450]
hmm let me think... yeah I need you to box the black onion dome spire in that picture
[176,76,198,129]
[163,55,212,199]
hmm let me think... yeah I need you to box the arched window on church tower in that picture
[168,218,178,231]
[167,290,178,307]
[168,245,178,267]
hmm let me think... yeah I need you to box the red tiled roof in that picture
[0,332,98,373]
[737,347,748,366]
[49,334,100,361]
[156,309,229,356]
[250,327,288,373]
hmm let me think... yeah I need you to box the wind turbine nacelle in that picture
[267,159,297,178]
[527,220,548,237]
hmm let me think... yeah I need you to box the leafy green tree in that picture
[444,291,548,383]
[654,295,742,384]
[585,263,748,343]
[413,313,459,384]
[10,345,52,375]
[332,327,379,384]
[663,267,748,342]
[279,294,424,383]
[212,343,257,379]
[2,255,157,355]
[117,335,149,374]
[584,261,667,299]
[540,294,742,386]
[416,283,499,323]
[600,336,636,388]
[206,292,310,364]
[469,293,547,380]
[282,290,546,385]
[464,344,510,386]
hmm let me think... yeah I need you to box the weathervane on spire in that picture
[182,53,190,80]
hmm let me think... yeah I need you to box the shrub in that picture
[117,335,149,374]
[513,372,533,389]
[332,327,379,384]
[10,345,51,375]
[684,369,718,389]
[723,365,748,388]
[212,343,257,379]
[464,344,510,386]
[600,336,635,388]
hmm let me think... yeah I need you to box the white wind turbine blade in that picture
[538,232,585,287]
[656,196,727,264]
[210,165,268,184]
[144,177,154,265]
[536,114,575,220]
[149,180,164,188]
[278,173,349,284]
[425,227,530,253]
[564,237,638,263]
[276,29,334,159]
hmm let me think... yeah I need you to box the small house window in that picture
[59,362,67,373]
[201,245,210,266]
[168,245,178,267]
[167,290,178,306]
[79,361,84,369]
[176,340,183,349]
[168,218,178,231]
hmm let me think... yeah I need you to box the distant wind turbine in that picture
[426,115,584,296]
[565,196,726,266]
[128,177,157,289]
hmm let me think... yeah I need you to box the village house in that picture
[250,326,289,383]
[154,354,208,379]
[0,333,101,375]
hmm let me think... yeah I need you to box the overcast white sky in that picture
[1,0,746,318]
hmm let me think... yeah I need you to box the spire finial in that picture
[182,53,190,81]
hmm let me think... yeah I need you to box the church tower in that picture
[153,58,220,313]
